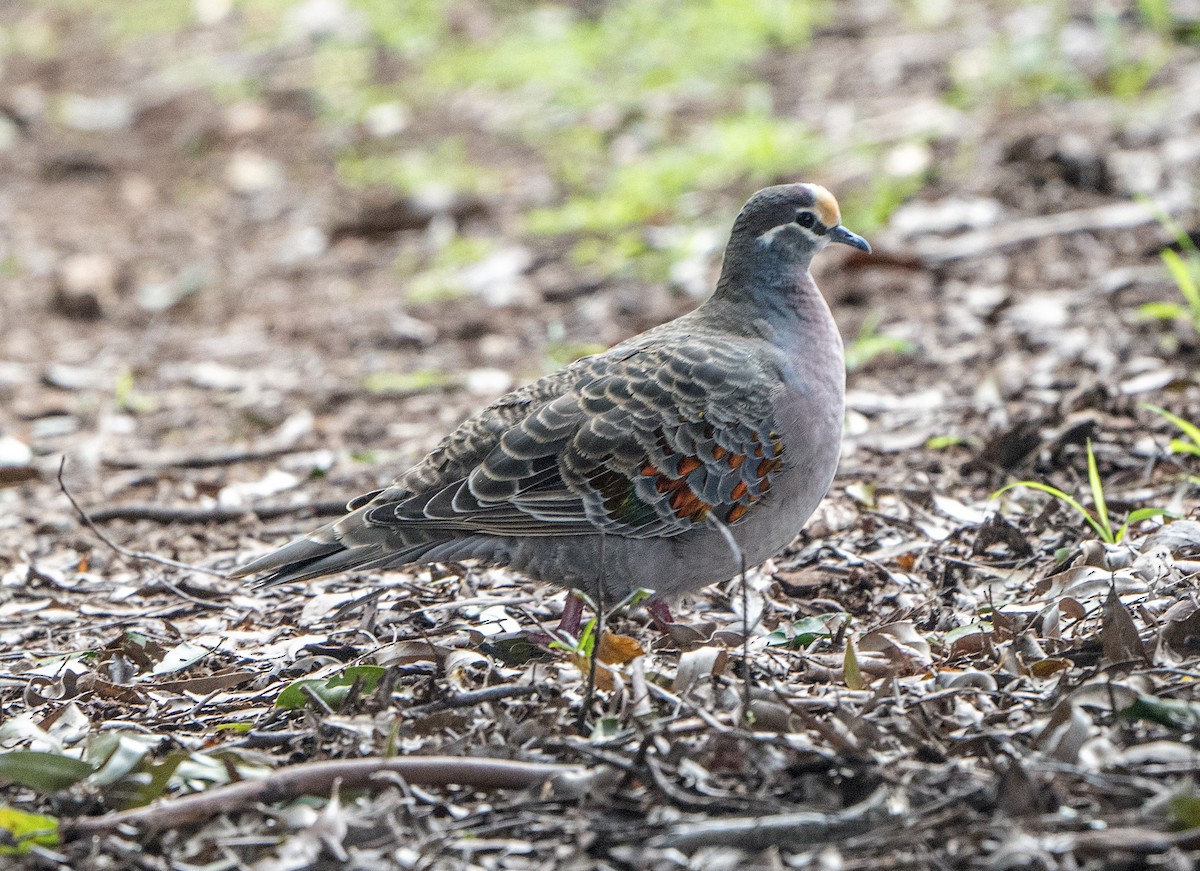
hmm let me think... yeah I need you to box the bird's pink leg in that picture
[558,592,585,638]
[647,598,674,627]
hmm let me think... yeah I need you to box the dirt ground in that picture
[3,1,1200,869]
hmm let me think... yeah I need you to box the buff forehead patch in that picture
[808,184,841,228]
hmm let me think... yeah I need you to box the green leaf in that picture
[112,750,189,810]
[1136,300,1186,322]
[0,751,95,792]
[766,614,840,649]
[1085,439,1112,543]
[479,634,553,666]
[0,805,59,855]
[844,637,863,690]
[275,665,386,711]
[1170,794,1200,830]
[1120,694,1200,730]
[361,370,452,395]
[925,434,967,451]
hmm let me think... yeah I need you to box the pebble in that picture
[136,263,212,312]
[59,94,134,132]
[364,102,409,139]
[225,150,284,194]
[0,434,33,467]
[53,253,119,320]
[462,247,534,307]
[466,367,514,397]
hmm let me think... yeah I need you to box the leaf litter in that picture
[2,1,1200,869]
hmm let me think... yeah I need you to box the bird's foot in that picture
[557,591,586,639]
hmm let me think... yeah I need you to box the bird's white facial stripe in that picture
[758,224,791,245]
[758,223,822,246]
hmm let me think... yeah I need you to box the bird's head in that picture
[735,183,871,266]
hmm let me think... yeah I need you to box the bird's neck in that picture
[707,246,829,345]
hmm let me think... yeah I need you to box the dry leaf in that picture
[595,631,644,666]
[673,646,728,694]
[1029,658,1072,679]
[1101,586,1148,665]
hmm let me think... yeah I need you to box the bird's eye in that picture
[795,211,817,229]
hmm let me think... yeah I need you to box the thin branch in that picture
[100,444,313,471]
[62,756,582,838]
[85,500,350,524]
[911,199,1191,264]
[56,457,226,579]
[407,684,540,716]
[649,786,894,850]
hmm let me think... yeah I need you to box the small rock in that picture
[177,361,247,391]
[194,0,234,25]
[218,469,300,506]
[0,434,33,466]
[136,263,212,312]
[462,247,534,307]
[53,253,119,320]
[119,175,157,210]
[59,94,134,132]
[890,198,1003,236]
[389,312,437,346]
[225,150,284,194]
[275,226,327,266]
[363,102,409,138]
[223,100,269,138]
[0,117,17,152]
[44,364,110,391]
[884,141,932,177]
[9,84,46,123]
[466,367,513,397]
[285,0,365,40]
[30,415,78,439]
[1106,149,1162,195]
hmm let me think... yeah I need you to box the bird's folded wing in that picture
[361,336,787,539]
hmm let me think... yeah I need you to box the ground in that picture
[2,1,1200,869]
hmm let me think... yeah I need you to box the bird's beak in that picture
[828,225,871,253]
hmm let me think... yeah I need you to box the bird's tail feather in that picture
[229,529,445,587]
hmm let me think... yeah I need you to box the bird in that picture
[231,183,869,625]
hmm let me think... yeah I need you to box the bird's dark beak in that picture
[828,225,871,253]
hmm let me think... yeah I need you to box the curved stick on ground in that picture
[63,756,584,838]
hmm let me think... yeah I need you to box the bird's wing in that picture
[361,332,786,539]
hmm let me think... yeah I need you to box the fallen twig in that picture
[56,457,227,580]
[649,786,895,850]
[63,755,582,838]
[408,684,540,716]
[912,199,1189,264]
[85,500,350,524]
[100,445,313,471]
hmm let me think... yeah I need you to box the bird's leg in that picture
[647,598,675,627]
[558,591,585,639]
[707,516,752,720]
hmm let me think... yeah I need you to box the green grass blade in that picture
[1115,506,1176,542]
[1085,439,1112,543]
[1161,249,1200,329]
[1145,403,1200,449]
[993,480,1110,542]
